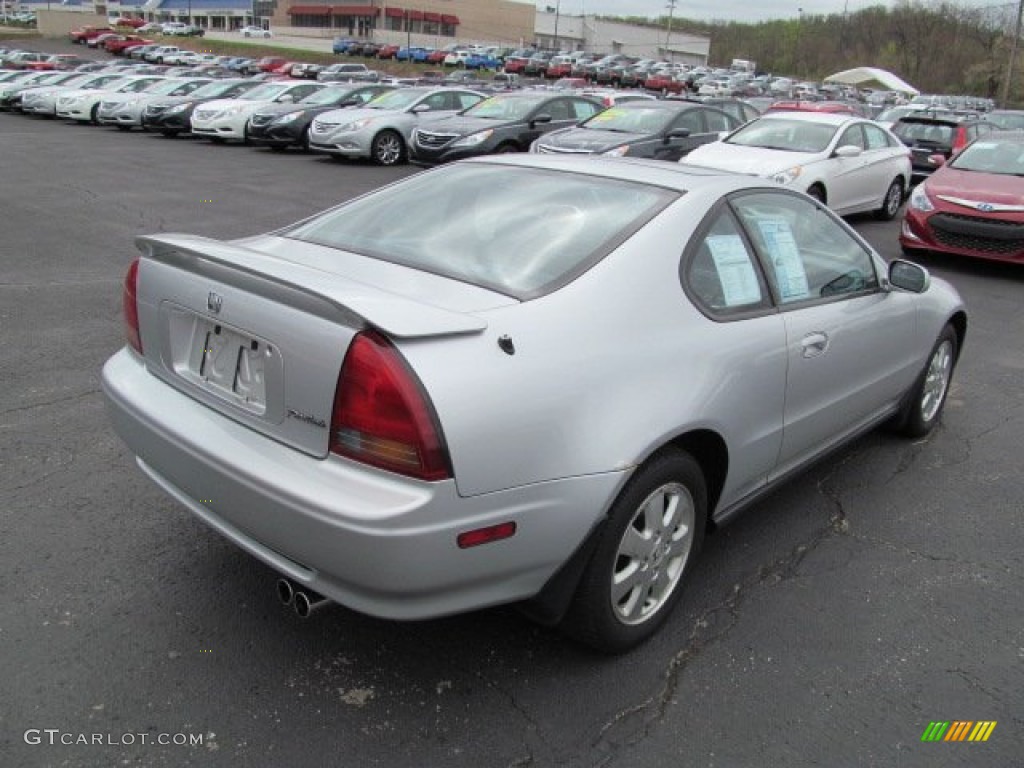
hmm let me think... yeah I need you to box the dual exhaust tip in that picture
[276,578,329,618]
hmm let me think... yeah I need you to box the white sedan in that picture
[682,112,911,219]
[190,80,324,142]
[239,25,272,38]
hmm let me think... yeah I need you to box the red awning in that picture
[404,9,422,19]
[288,5,331,14]
[384,7,404,17]
[331,4,379,15]
[441,14,459,24]
[423,11,441,22]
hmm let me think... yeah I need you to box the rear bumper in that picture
[102,348,621,619]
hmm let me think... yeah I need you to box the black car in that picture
[247,83,396,151]
[141,78,262,137]
[409,92,604,166]
[890,114,995,181]
[531,100,741,161]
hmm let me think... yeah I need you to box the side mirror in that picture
[339,97,359,106]
[665,127,691,141]
[411,103,430,113]
[531,113,552,127]
[834,144,862,158]
[278,94,294,103]
[888,259,930,293]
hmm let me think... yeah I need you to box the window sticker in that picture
[755,219,809,301]
[705,235,762,306]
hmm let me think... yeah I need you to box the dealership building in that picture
[27,0,709,61]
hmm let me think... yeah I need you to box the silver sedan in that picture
[308,86,485,165]
[102,156,965,652]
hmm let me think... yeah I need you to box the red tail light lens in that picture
[123,258,142,354]
[953,127,968,151]
[330,330,452,481]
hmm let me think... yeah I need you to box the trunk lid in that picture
[134,233,507,457]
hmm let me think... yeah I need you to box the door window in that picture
[685,208,771,316]
[731,192,879,305]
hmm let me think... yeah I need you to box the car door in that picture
[681,204,787,507]
[729,191,920,479]
[861,122,906,207]
[652,108,706,162]
[823,123,871,213]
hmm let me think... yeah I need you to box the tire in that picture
[161,130,179,138]
[892,324,958,438]
[116,125,130,132]
[875,178,904,221]
[89,104,99,125]
[494,143,518,154]
[561,449,707,653]
[300,126,311,152]
[806,184,826,204]
[370,129,404,166]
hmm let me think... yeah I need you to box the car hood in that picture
[200,98,270,113]
[684,141,818,175]
[538,126,638,151]
[316,105,400,123]
[422,115,511,135]
[927,167,1024,209]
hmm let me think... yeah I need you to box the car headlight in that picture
[909,183,935,212]
[452,129,494,148]
[771,166,802,185]
[165,103,191,114]
[272,111,304,125]
[339,117,374,132]
[603,145,630,157]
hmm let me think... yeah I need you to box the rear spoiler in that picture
[136,233,488,339]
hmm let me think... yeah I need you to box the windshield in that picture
[189,80,255,99]
[301,86,358,105]
[240,83,291,101]
[284,164,675,298]
[727,118,837,152]
[949,139,1024,176]
[582,106,675,134]
[364,88,428,110]
[463,95,543,121]
[117,78,161,94]
[145,79,201,95]
[891,121,953,144]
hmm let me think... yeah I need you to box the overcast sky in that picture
[528,0,1003,23]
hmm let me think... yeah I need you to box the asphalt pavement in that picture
[0,51,1022,768]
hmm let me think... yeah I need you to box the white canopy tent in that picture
[824,67,920,97]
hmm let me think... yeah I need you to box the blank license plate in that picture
[196,322,267,408]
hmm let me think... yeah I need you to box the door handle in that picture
[801,332,829,358]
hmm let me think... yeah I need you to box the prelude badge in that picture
[287,408,327,428]
[207,291,223,314]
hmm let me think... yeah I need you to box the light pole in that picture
[665,0,677,61]
[796,7,804,77]
[553,0,560,52]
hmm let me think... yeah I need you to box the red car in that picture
[26,54,92,70]
[503,55,530,74]
[425,49,448,64]
[106,36,153,55]
[376,44,400,60]
[900,132,1024,264]
[69,26,115,44]
[643,72,686,95]
[114,17,147,29]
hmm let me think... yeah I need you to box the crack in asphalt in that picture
[472,672,551,768]
[0,387,101,419]
[587,452,865,763]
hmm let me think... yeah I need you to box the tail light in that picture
[953,126,968,152]
[122,258,142,354]
[330,330,452,481]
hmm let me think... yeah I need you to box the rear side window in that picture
[686,209,770,315]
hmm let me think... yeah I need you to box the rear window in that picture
[284,164,677,298]
[892,121,954,144]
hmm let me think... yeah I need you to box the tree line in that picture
[608,1,1019,99]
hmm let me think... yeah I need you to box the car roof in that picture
[754,111,855,126]
[459,153,756,194]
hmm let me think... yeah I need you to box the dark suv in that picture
[891,114,995,181]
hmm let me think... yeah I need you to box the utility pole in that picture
[554,0,560,52]
[1003,0,1024,107]
[665,0,677,61]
